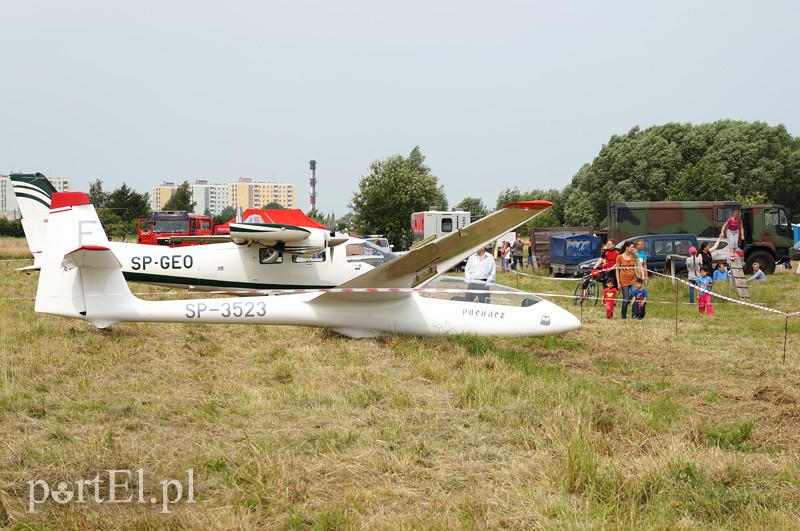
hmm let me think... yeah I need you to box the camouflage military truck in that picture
[608,201,794,274]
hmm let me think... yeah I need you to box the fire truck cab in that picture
[137,211,214,246]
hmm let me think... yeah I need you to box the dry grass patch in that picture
[0,237,30,260]
[1,264,800,527]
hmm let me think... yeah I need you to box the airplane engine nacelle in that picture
[283,232,326,256]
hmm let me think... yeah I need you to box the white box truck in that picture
[410,210,471,247]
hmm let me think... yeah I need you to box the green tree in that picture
[349,146,447,248]
[306,208,326,225]
[495,187,563,232]
[88,179,108,207]
[561,120,800,226]
[98,183,151,237]
[263,201,286,210]
[454,197,489,220]
[162,181,196,212]
[336,212,354,233]
[214,206,237,226]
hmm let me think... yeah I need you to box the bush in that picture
[0,218,24,238]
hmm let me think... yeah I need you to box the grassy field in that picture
[1,248,800,528]
[0,237,31,261]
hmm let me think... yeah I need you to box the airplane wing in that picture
[321,201,552,297]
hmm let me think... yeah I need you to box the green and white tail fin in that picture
[10,173,56,270]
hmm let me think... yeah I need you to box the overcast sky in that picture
[2,1,798,216]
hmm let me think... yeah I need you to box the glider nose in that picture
[538,300,581,334]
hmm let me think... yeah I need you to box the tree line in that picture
[4,120,796,245]
[349,120,800,247]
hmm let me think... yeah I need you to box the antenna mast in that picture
[309,160,317,209]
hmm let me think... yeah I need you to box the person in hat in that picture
[684,246,704,304]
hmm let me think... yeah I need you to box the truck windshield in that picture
[152,219,190,233]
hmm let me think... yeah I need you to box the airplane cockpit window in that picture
[244,214,263,224]
[421,276,543,308]
[293,252,326,263]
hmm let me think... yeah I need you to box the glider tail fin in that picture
[10,173,56,270]
[35,192,134,328]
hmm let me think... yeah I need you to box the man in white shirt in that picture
[465,245,496,303]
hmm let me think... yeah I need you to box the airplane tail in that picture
[10,173,56,270]
[35,192,135,328]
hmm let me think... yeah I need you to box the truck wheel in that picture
[745,251,775,274]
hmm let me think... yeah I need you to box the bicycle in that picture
[573,269,603,306]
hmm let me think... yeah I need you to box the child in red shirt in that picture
[602,278,619,319]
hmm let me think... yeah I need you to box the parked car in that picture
[575,234,699,278]
[695,237,744,263]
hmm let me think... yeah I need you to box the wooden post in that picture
[675,276,679,336]
[784,315,789,364]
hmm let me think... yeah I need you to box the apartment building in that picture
[152,178,297,214]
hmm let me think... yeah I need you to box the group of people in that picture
[499,235,528,272]
[463,208,777,314]
[599,210,769,319]
[594,239,649,320]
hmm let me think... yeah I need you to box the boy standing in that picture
[631,278,648,319]
[696,266,714,315]
[602,278,619,319]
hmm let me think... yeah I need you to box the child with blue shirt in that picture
[631,278,647,319]
[696,266,714,316]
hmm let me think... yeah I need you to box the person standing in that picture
[526,241,534,269]
[685,247,703,304]
[511,235,524,271]
[615,241,638,320]
[500,241,511,273]
[465,245,497,303]
[631,278,648,319]
[696,267,714,316]
[719,210,745,259]
[634,239,649,282]
[602,278,619,319]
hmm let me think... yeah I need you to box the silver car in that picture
[696,237,738,263]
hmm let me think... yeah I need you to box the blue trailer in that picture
[550,234,602,276]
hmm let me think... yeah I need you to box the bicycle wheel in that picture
[588,281,599,306]
[573,282,585,305]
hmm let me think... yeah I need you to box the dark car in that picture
[575,234,699,278]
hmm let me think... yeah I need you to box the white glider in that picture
[35,192,581,338]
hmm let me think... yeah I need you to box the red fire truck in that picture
[137,211,214,246]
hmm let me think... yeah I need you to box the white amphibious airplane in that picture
[34,192,581,338]
[10,173,392,289]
